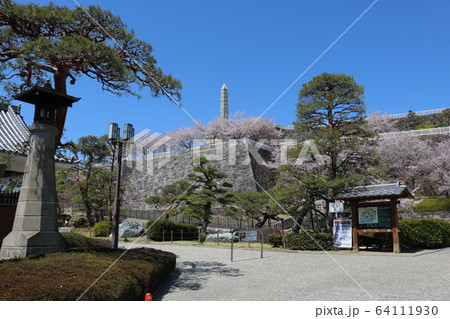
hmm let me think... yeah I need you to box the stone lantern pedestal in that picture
[0,83,79,260]
[0,123,65,259]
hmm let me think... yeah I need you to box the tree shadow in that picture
[153,260,243,300]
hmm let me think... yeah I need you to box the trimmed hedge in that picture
[399,218,450,249]
[145,219,199,241]
[0,233,176,301]
[93,221,113,237]
[285,231,333,250]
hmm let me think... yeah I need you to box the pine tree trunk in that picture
[53,69,69,151]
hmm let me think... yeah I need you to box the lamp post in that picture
[108,122,134,250]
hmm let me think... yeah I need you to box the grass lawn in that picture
[414,197,450,212]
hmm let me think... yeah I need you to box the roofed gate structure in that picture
[335,183,414,253]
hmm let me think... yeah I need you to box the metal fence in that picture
[121,209,283,231]
[147,230,201,242]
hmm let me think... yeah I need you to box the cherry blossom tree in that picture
[167,126,203,150]
[367,110,398,133]
[203,111,282,141]
[228,111,248,140]
[197,117,229,140]
[376,135,432,191]
[245,116,282,141]
[429,137,450,197]
[196,111,281,142]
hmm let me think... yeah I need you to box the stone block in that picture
[0,230,66,260]
[16,186,57,203]
[15,200,57,217]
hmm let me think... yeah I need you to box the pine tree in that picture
[183,156,234,232]
[289,73,378,232]
[0,0,181,149]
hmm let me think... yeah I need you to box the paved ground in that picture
[120,242,450,301]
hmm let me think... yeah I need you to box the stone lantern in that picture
[0,83,80,260]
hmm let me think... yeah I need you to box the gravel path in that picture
[120,242,450,301]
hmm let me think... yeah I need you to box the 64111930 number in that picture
[375,306,438,316]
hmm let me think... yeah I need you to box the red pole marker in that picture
[145,293,152,301]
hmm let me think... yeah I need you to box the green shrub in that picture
[0,233,176,301]
[414,198,450,213]
[259,228,283,244]
[415,124,435,130]
[63,232,111,251]
[70,216,89,228]
[285,231,333,250]
[57,219,64,227]
[93,221,113,237]
[399,218,450,249]
[146,219,198,241]
[268,234,283,247]
[199,232,207,243]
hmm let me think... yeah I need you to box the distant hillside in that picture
[277,108,450,137]
[390,108,450,131]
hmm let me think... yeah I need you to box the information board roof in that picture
[335,182,413,201]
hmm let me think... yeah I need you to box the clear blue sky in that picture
[11,0,450,143]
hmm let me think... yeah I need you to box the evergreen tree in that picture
[182,156,234,232]
[70,135,114,226]
[145,180,194,219]
[233,191,269,228]
[289,73,378,232]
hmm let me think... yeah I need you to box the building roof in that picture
[0,103,76,167]
[0,103,29,154]
[335,182,414,201]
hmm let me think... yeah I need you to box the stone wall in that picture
[121,139,276,211]
[398,211,449,222]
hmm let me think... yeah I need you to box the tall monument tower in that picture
[220,83,229,119]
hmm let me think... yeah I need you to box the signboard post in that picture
[231,230,263,262]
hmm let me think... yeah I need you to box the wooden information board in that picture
[357,205,392,229]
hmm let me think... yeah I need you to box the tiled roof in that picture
[335,183,414,200]
[0,103,76,164]
[0,103,29,154]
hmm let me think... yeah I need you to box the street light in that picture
[108,122,134,249]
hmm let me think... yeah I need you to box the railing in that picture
[274,108,448,129]
[388,108,447,119]
[379,126,450,139]
[0,191,19,205]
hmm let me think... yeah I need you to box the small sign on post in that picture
[231,230,263,262]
